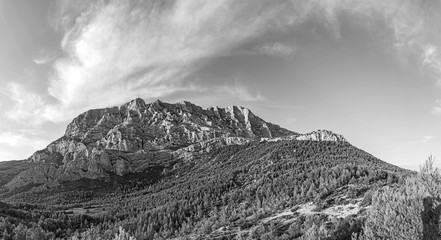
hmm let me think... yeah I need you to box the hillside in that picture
[0,99,410,240]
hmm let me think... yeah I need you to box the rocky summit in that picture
[6,99,348,190]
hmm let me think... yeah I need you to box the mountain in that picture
[0,99,410,240]
[5,99,299,189]
[4,99,348,190]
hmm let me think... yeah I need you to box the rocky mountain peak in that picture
[124,97,147,111]
[30,98,296,164]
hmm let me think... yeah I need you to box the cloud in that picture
[282,0,441,87]
[432,99,441,115]
[46,0,441,110]
[254,42,296,57]
[0,131,49,160]
[33,48,58,65]
[422,45,441,87]
[407,135,435,144]
[215,78,266,102]
[44,0,293,119]
[1,83,47,124]
[0,131,48,149]
[282,116,297,126]
[355,1,441,86]
[3,0,441,125]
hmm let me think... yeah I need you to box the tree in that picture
[26,227,45,240]
[113,227,136,240]
[13,224,27,240]
[355,156,439,240]
[301,223,328,240]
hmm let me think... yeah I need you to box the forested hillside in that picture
[0,139,410,239]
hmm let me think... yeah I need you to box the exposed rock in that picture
[174,137,253,160]
[294,130,347,142]
[30,98,294,164]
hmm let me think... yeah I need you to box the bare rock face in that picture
[7,99,347,190]
[61,99,293,152]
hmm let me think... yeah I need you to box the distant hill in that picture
[0,99,411,239]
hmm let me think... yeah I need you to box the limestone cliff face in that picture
[7,99,295,189]
[61,99,293,152]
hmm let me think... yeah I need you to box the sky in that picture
[0,0,440,170]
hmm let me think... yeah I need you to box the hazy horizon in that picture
[0,0,440,169]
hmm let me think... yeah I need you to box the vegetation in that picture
[0,161,33,194]
[353,156,441,240]
[0,140,429,239]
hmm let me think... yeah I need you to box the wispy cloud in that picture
[43,0,292,120]
[0,131,49,160]
[0,131,48,149]
[33,48,58,65]
[252,42,296,57]
[432,99,441,116]
[282,116,297,126]
[3,0,441,125]
[422,45,441,87]
[0,83,47,125]
[215,78,266,102]
[407,135,435,144]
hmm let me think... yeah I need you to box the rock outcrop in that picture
[261,129,347,143]
[294,129,347,142]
